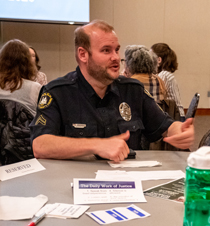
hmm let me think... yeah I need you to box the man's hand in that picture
[95,130,130,162]
[163,118,194,149]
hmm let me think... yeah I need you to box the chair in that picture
[199,130,210,148]
[0,99,34,165]
[158,99,181,121]
[149,99,182,151]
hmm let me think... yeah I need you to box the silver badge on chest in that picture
[119,102,132,121]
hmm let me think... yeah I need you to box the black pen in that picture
[28,211,46,226]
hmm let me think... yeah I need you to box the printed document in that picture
[73,178,146,205]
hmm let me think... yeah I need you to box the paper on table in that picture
[73,178,146,205]
[86,204,150,225]
[35,203,90,219]
[95,170,185,181]
[144,177,185,203]
[0,158,45,181]
[108,160,162,168]
[0,194,48,220]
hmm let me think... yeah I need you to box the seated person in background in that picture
[123,45,167,103]
[30,20,194,163]
[29,46,48,86]
[0,39,42,164]
[151,43,185,121]
[0,39,42,116]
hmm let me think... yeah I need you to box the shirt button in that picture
[79,132,83,136]
[102,110,105,113]
[133,126,136,129]
[107,127,110,131]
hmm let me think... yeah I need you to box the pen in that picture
[28,211,46,226]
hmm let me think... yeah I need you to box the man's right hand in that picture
[94,130,130,163]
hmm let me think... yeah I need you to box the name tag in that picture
[72,123,86,128]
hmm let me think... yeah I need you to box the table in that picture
[1,151,190,226]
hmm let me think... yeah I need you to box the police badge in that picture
[119,102,132,121]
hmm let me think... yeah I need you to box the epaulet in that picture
[116,75,144,87]
[44,71,78,91]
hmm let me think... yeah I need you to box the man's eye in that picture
[102,49,110,53]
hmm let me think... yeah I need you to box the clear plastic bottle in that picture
[183,146,210,226]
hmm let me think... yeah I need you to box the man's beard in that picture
[87,57,118,85]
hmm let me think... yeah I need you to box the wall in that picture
[0,0,210,108]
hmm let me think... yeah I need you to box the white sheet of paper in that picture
[95,170,185,181]
[73,178,146,205]
[0,158,45,181]
[108,160,162,168]
[0,195,48,220]
[86,204,150,225]
[35,203,90,219]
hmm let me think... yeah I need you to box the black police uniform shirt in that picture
[30,66,174,150]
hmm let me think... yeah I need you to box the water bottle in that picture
[183,146,210,226]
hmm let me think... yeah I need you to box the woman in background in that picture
[124,45,167,103]
[151,43,185,121]
[29,46,47,86]
[0,39,42,116]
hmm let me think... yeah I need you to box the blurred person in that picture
[0,39,42,164]
[124,45,167,103]
[0,39,42,116]
[151,43,185,121]
[29,46,48,86]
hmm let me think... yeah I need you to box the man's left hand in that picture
[163,118,194,150]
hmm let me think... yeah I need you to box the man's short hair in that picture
[124,45,156,75]
[74,20,114,60]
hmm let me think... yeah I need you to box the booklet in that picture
[143,177,185,203]
[73,178,147,205]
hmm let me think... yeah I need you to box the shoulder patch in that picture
[144,88,154,99]
[38,92,53,109]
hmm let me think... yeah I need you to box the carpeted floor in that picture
[191,115,210,151]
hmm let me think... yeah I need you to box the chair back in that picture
[199,130,210,148]
[158,99,181,121]
[150,99,190,151]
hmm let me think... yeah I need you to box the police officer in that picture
[30,20,194,163]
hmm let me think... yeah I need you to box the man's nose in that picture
[111,51,120,61]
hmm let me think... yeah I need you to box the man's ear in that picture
[77,47,89,63]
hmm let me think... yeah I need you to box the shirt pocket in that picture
[118,119,144,133]
[65,122,97,138]
[118,119,145,150]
